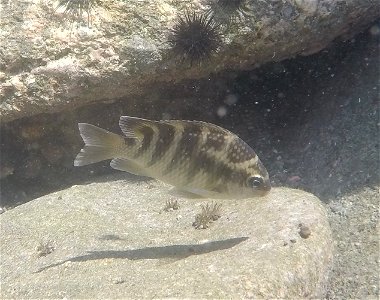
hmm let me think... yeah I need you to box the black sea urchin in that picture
[168,12,223,65]
[56,0,101,25]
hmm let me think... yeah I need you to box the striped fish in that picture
[74,116,271,199]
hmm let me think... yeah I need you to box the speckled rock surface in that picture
[1,0,378,122]
[0,176,333,298]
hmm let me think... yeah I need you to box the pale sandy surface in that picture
[325,187,379,299]
[0,183,332,298]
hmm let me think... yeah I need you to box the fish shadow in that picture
[35,236,248,273]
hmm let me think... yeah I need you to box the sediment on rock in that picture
[0,182,333,298]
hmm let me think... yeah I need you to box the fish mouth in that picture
[259,182,271,196]
[258,190,270,196]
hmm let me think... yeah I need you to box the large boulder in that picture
[1,0,378,122]
[0,176,333,298]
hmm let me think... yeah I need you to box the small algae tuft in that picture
[193,202,222,229]
[36,240,55,257]
[163,198,180,212]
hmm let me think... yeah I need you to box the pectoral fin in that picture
[169,187,203,199]
[187,188,221,199]
[177,187,223,199]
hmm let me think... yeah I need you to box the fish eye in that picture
[247,176,264,188]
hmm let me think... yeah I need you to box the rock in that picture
[0,176,333,298]
[1,0,378,123]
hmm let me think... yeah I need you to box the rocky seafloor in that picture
[1,182,333,298]
[1,22,379,299]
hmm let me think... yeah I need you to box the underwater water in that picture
[0,0,379,298]
[1,29,378,207]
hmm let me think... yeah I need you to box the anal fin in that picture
[110,158,151,177]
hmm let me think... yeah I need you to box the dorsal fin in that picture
[161,119,234,136]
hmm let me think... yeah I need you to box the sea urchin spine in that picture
[213,0,246,13]
[207,0,251,23]
[168,12,223,65]
[56,0,100,25]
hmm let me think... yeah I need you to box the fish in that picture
[74,116,271,199]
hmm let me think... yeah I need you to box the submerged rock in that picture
[0,0,378,122]
[0,176,333,298]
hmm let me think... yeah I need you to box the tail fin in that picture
[74,123,123,167]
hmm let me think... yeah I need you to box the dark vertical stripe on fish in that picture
[163,122,202,175]
[185,150,220,184]
[185,149,244,188]
[204,154,231,186]
[134,126,154,158]
[124,137,136,147]
[146,123,176,167]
